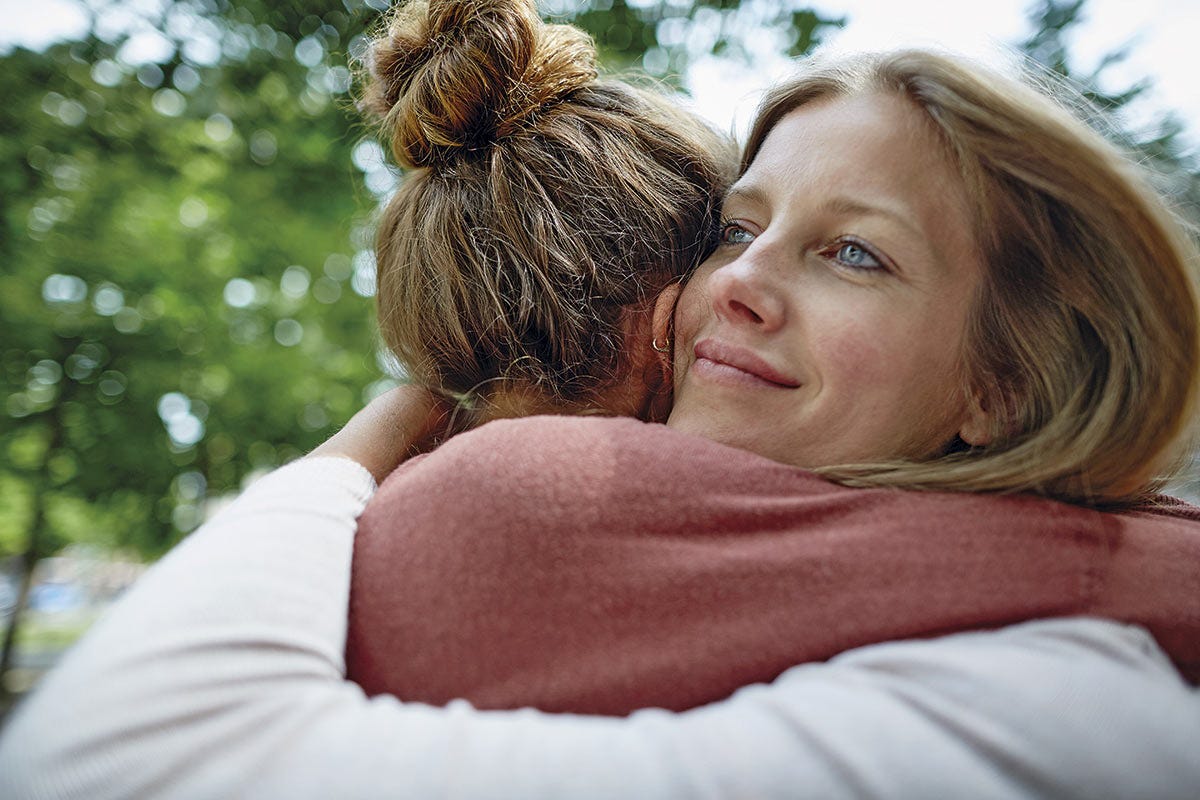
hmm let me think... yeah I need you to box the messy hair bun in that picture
[364,0,597,167]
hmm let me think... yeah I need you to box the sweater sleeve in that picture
[1,457,1197,800]
[0,456,377,800]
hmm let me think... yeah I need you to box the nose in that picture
[705,248,786,332]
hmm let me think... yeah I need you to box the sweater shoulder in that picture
[415,416,706,482]
[408,415,821,498]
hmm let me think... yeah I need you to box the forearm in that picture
[0,457,376,800]
[240,618,1200,800]
[309,384,449,482]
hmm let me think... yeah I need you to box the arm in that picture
[2,421,1197,799]
[2,454,1197,799]
[308,384,449,482]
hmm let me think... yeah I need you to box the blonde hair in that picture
[745,50,1200,507]
[360,0,734,427]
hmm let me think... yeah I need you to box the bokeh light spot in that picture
[173,470,207,501]
[160,390,205,447]
[52,162,83,191]
[295,36,325,67]
[352,139,385,172]
[7,394,33,418]
[182,35,221,67]
[323,253,352,281]
[312,277,341,304]
[113,307,144,333]
[30,359,63,386]
[137,294,166,320]
[42,274,87,305]
[299,403,329,431]
[98,370,128,397]
[136,63,164,88]
[152,88,186,117]
[172,64,201,93]
[280,265,311,298]
[249,130,277,164]
[274,318,303,347]
[172,503,203,532]
[158,391,190,423]
[91,59,123,87]
[351,250,376,297]
[57,98,86,126]
[93,283,125,316]
[204,113,234,142]
[179,196,209,228]
[223,278,256,308]
[65,353,98,381]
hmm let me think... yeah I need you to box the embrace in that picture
[2,0,1199,797]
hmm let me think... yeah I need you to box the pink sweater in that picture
[346,416,1200,715]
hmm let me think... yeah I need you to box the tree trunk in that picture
[0,414,62,707]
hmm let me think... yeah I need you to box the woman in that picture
[3,32,1200,800]
[344,50,1200,711]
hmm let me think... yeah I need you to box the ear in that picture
[639,283,683,423]
[651,282,682,361]
[958,391,994,447]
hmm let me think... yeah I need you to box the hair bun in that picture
[364,0,597,167]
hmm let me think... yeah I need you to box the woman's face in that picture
[667,91,990,468]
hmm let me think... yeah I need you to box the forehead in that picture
[749,91,953,182]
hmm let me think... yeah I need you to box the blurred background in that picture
[1,0,1198,714]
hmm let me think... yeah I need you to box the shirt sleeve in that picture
[1,457,1197,800]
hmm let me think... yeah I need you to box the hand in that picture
[309,385,451,483]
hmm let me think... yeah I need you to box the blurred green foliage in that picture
[568,0,844,76]
[1,6,383,562]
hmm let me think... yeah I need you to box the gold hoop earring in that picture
[651,336,671,353]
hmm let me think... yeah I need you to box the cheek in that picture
[673,283,706,338]
[670,280,712,379]
[813,306,965,401]
[811,322,892,389]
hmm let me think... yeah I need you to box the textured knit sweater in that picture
[348,415,1200,714]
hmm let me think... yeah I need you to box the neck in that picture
[472,386,589,425]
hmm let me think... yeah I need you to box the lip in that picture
[693,339,801,388]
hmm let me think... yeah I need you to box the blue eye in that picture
[719,221,756,245]
[831,241,883,270]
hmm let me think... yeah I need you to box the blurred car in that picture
[27,581,86,614]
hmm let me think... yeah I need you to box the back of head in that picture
[745,49,1200,506]
[361,0,734,424]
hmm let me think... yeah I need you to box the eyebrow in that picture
[723,184,769,209]
[821,196,924,239]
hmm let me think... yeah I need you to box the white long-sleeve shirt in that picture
[1,457,1197,799]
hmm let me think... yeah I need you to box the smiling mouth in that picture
[693,340,801,389]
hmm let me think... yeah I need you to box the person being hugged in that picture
[361,0,735,430]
